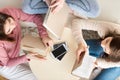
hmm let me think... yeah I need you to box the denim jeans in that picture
[22,0,100,18]
[94,67,120,80]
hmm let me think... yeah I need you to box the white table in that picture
[29,27,80,80]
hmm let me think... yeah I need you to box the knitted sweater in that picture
[71,19,120,68]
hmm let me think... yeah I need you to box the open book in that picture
[43,3,71,39]
[72,52,96,79]
[21,34,49,57]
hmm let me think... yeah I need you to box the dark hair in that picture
[0,12,14,42]
[102,32,120,62]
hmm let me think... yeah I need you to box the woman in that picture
[0,8,53,80]
[22,0,100,18]
[71,18,120,80]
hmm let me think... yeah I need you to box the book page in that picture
[72,53,96,79]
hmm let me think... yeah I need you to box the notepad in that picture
[43,3,71,39]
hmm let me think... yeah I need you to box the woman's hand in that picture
[50,0,65,13]
[76,43,88,63]
[94,58,112,69]
[41,36,53,47]
[26,52,46,60]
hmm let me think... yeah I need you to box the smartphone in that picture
[53,42,66,49]
[51,44,67,61]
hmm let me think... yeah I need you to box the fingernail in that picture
[27,59,30,61]
[46,43,49,46]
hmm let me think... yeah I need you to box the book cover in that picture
[43,3,71,39]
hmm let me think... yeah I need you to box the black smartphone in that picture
[51,44,67,61]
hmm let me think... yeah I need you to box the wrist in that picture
[41,35,49,40]
[41,34,48,39]
[78,43,86,47]
[26,54,30,59]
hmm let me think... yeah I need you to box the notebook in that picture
[21,34,49,56]
[43,3,71,39]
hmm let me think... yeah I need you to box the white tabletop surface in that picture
[29,27,80,80]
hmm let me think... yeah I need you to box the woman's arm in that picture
[71,19,88,63]
[72,18,120,39]
[0,46,28,67]
[96,58,120,68]
[8,8,53,46]
[6,8,48,38]
[4,55,29,67]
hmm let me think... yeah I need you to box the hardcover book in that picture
[43,3,71,39]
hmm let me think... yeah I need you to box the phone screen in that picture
[52,44,67,60]
[57,53,66,60]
